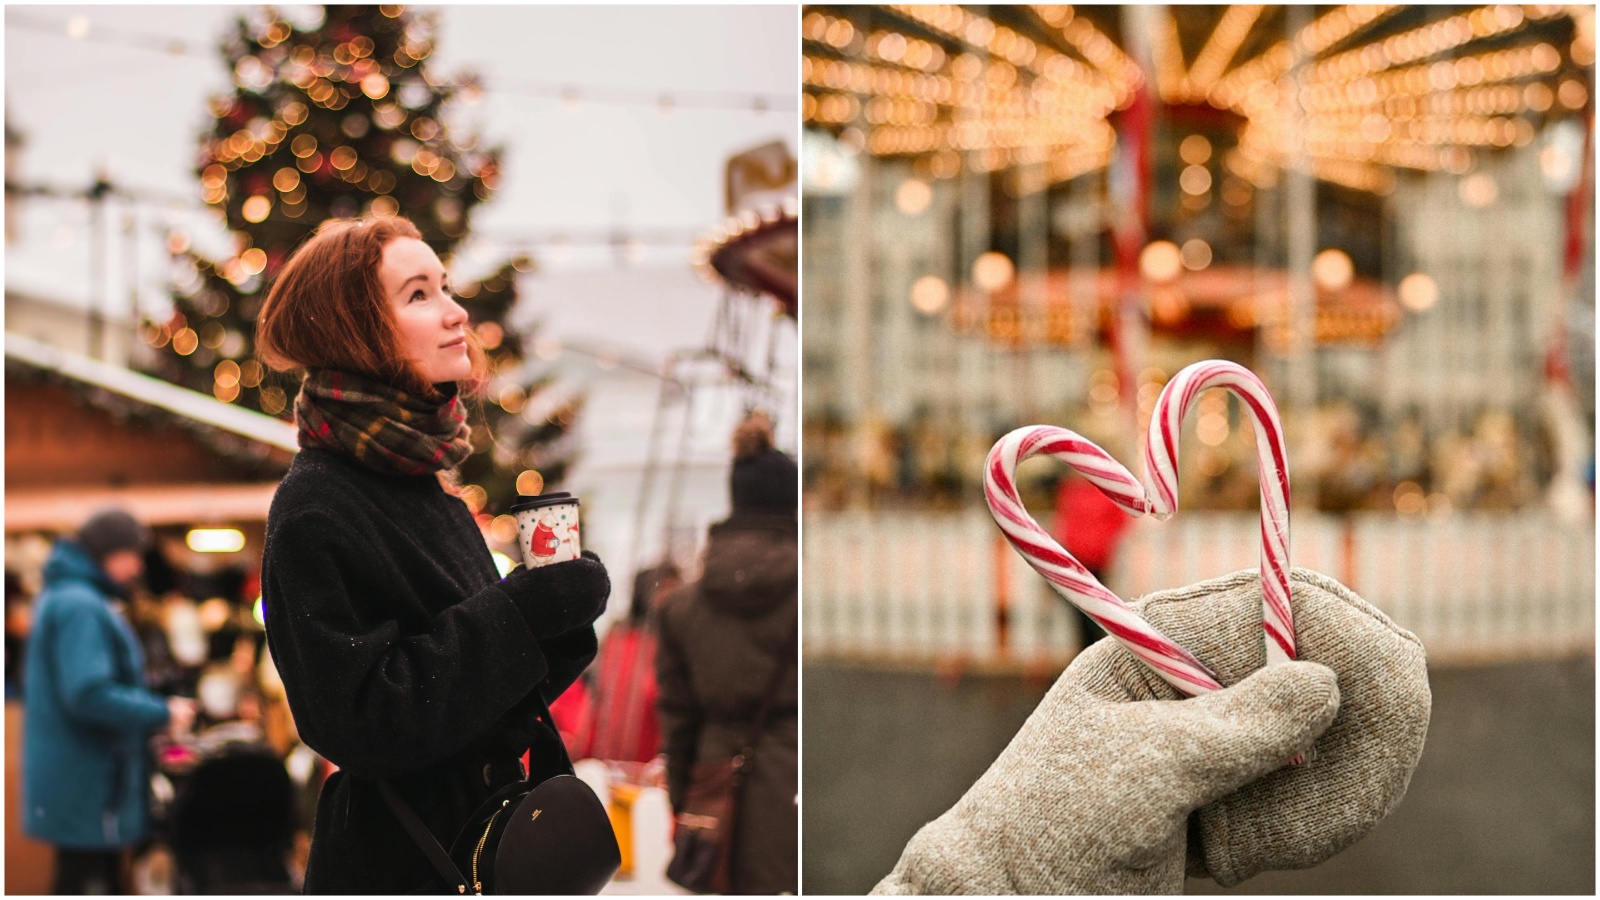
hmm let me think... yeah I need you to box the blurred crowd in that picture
[8,514,308,894]
[802,397,1592,517]
[5,413,799,896]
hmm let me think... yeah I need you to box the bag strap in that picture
[373,688,574,895]
[374,780,471,895]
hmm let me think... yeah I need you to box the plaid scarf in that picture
[294,369,474,476]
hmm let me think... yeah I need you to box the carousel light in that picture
[896,178,933,215]
[972,251,1015,291]
[910,275,950,314]
[1180,135,1213,165]
[1152,10,1192,101]
[1180,164,1213,195]
[1558,79,1588,109]
[1140,241,1183,282]
[1197,410,1230,446]
[1184,4,1265,100]
[1398,273,1439,311]
[824,17,855,49]
[1525,82,1554,111]
[1313,248,1355,290]
[1181,239,1213,271]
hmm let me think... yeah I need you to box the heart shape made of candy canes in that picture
[984,360,1293,697]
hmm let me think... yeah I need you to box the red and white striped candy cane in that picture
[1144,360,1295,665]
[983,360,1297,699]
[984,426,1225,696]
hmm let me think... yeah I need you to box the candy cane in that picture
[983,360,1297,699]
[1144,360,1295,665]
[984,426,1225,696]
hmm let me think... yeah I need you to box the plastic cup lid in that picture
[508,491,579,513]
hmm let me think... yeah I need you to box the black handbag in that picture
[376,696,621,895]
[664,625,796,894]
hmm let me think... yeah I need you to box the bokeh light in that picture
[896,178,933,215]
[972,251,1015,291]
[516,470,545,496]
[1399,273,1439,311]
[1180,238,1213,270]
[910,275,950,314]
[1312,249,1355,291]
[1140,240,1182,282]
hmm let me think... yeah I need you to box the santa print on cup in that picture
[510,492,582,569]
[984,360,1297,700]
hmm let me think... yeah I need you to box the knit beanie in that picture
[729,415,797,514]
[77,508,152,565]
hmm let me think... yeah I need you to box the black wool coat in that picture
[656,513,798,895]
[262,448,595,894]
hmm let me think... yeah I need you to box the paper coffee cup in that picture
[509,492,582,569]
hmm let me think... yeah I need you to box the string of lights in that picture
[801,6,1123,171]
[10,182,707,261]
[5,10,795,115]
[1179,4,1266,102]
[802,5,1591,194]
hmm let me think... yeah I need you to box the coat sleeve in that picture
[484,626,598,760]
[262,507,551,780]
[653,603,703,811]
[537,625,599,706]
[50,594,170,732]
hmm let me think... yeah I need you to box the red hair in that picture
[255,215,489,397]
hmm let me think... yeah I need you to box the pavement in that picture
[802,654,1595,895]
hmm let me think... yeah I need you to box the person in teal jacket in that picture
[22,508,195,894]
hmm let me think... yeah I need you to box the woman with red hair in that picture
[255,216,611,893]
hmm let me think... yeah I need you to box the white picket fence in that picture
[803,511,1595,667]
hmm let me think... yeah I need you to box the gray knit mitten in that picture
[873,567,1430,895]
[1144,568,1431,886]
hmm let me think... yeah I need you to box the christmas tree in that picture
[140,4,579,520]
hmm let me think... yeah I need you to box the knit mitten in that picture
[1138,568,1431,886]
[496,551,610,639]
[873,567,1430,895]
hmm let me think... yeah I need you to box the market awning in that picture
[5,332,298,453]
[5,483,282,532]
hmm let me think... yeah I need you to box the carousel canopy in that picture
[803,4,1593,194]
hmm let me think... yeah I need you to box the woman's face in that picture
[379,237,473,386]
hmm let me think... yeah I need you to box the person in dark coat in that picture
[23,508,197,894]
[254,215,611,894]
[656,416,798,894]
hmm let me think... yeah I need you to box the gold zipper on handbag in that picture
[471,801,510,895]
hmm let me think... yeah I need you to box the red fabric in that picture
[1054,477,1135,573]
[548,676,593,757]
[585,625,661,764]
[1563,113,1592,283]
